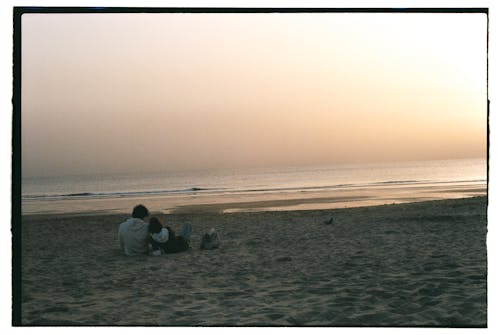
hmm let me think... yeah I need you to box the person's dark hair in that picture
[149,217,163,234]
[132,204,149,219]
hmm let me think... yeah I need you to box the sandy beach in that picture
[18,196,487,326]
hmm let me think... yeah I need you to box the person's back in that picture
[119,205,150,256]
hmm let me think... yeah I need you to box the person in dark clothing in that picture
[148,217,191,255]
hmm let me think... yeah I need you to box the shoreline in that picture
[20,181,486,216]
[21,195,487,219]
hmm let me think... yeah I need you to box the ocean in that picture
[21,158,487,215]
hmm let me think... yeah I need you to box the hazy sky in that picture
[21,12,487,177]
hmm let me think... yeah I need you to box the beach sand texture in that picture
[19,196,487,326]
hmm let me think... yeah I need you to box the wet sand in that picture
[19,196,487,326]
[21,181,486,215]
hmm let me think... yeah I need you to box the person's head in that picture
[132,204,149,220]
[149,217,163,234]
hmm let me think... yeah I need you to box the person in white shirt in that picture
[118,204,150,256]
[149,217,192,255]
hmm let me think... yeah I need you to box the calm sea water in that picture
[21,158,487,214]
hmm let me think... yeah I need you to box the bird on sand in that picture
[323,217,333,225]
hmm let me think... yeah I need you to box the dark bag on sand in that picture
[162,226,189,253]
[164,237,189,253]
[200,228,220,250]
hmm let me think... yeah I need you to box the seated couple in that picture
[118,204,192,256]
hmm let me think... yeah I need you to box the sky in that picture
[21,12,488,177]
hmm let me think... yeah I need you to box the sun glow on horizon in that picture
[21,12,487,177]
